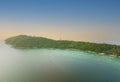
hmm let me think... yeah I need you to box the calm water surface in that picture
[0,41,120,82]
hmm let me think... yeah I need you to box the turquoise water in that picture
[0,41,120,82]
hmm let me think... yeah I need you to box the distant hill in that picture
[5,35,120,57]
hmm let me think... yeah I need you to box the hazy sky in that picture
[0,0,120,44]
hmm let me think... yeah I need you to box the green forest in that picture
[5,35,120,57]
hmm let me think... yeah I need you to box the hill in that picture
[5,35,120,57]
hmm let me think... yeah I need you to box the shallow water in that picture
[0,41,120,82]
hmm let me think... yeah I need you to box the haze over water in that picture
[0,0,120,82]
[0,41,120,82]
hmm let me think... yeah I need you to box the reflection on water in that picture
[0,41,120,82]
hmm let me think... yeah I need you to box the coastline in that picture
[5,35,120,57]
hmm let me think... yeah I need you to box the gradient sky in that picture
[0,0,120,44]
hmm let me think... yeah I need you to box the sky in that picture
[0,0,120,44]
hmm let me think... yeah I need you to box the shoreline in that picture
[6,44,120,58]
[5,35,120,57]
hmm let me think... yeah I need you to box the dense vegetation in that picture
[5,35,120,57]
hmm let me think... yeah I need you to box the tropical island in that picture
[5,35,120,57]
